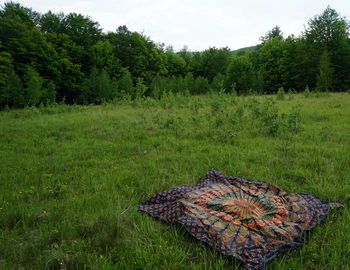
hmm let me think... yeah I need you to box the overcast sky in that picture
[3,0,350,51]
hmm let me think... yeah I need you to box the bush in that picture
[287,106,302,133]
[276,87,285,100]
[287,88,295,100]
[304,85,311,98]
[134,78,147,99]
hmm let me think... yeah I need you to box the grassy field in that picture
[0,92,349,270]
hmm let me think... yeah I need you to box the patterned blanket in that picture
[138,170,343,269]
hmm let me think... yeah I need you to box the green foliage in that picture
[316,50,333,91]
[304,6,349,50]
[286,106,302,133]
[117,71,133,98]
[304,85,311,98]
[211,73,226,93]
[80,67,116,104]
[192,47,231,81]
[0,44,12,89]
[41,12,102,46]
[184,73,195,94]
[134,77,147,99]
[95,69,116,102]
[165,53,187,76]
[150,74,164,99]
[90,40,124,79]
[287,88,296,100]
[194,76,210,94]
[258,37,285,93]
[1,3,350,108]
[0,2,39,26]
[260,26,283,44]
[23,66,44,106]
[80,66,98,103]
[225,55,255,94]
[107,26,167,81]
[276,87,285,100]
[1,68,23,107]
[304,6,350,91]
[41,80,56,104]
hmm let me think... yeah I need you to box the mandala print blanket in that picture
[138,170,343,269]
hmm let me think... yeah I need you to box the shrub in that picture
[276,87,285,100]
[304,85,311,98]
[134,78,147,99]
[287,106,302,133]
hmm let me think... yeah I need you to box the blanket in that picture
[138,170,343,269]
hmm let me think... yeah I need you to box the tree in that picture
[304,6,350,90]
[80,67,116,103]
[165,53,187,76]
[194,76,210,94]
[0,2,54,76]
[304,6,349,50]
[0,43,12,90]
[90,40,124,79]
[260,26,283,44]
[316,50,333,91]
[134,77,147,99]
[41,80,56,103]
[211,73,226,92]
[96,69,115,102]
[23,66,44,106]
[117,71,133,97]
[80,66,98,103]
[107,26,166,81]
[2,68,23,107]
[184,73,196,94]
[39,11,65,33]
[278,36,301,90]
[225,55,255,94]
[60,13,102,47]
[196,47,231,81]
[44,32,84,102]
[0,2,40,27]
[150,74,164,99]
[257,37,286,93]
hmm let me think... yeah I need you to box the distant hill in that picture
[232,45,258,54]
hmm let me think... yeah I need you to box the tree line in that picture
[1,2,350,108]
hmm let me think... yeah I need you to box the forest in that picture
[1,2,350,108]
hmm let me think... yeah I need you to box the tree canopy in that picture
[1,3,350,108]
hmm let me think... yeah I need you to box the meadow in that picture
[0,92,349,270]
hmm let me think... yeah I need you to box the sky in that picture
[3,0,350,51]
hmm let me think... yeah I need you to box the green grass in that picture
[0,92,349,270]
